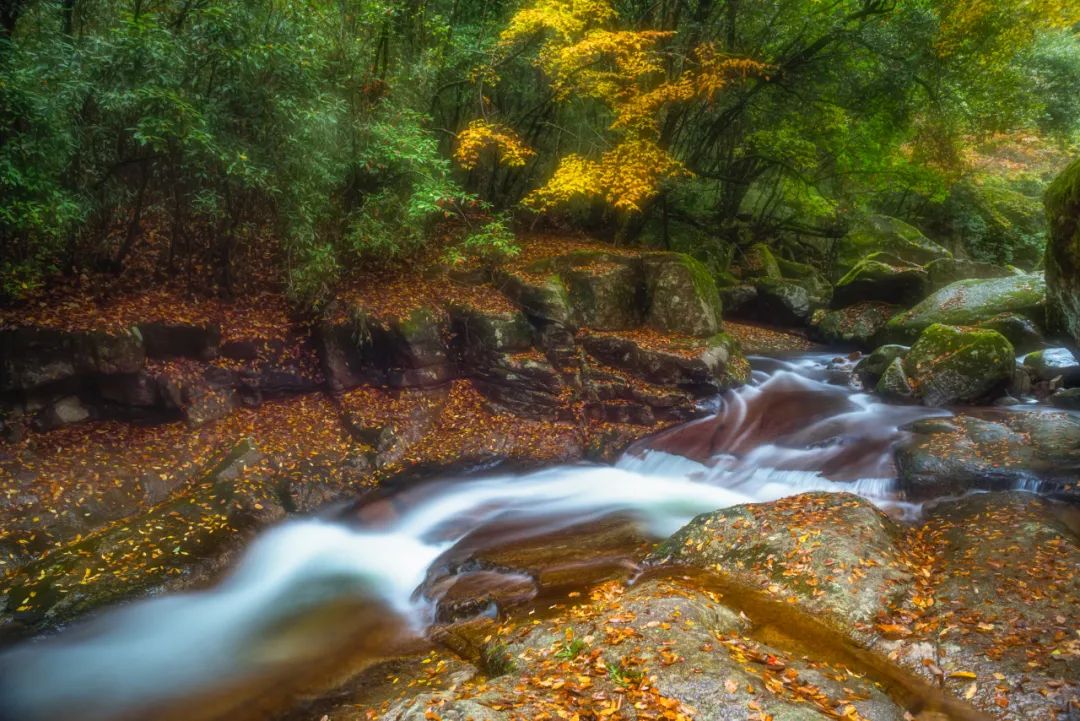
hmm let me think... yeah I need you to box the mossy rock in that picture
[975,312,1044,354]
[749,278,812,326]
[1023,347,1080,385]
[833,215,950,278]
[740,242,781,279]
[832,252,928,307]
[882,274,1046,343]
[777,255,832,303]
[924,257,1013,292]
[854,344,909,386]
[1045,156,1080,344]
[642,252,723,337]
[811,301,899,349]
[494,269,577,327]
[449,304,534,358]
[563,260,645,331]
[875,356,915,401]
[903,324,1015,406]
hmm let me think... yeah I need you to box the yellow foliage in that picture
[453,120,536,170]
[526,139,690,212]
[464,0,765,213]
[936,0,1080,62]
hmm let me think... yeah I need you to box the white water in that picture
[0,354,950,721]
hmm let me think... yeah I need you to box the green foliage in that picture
[479,641,516,677]
[554,635,587,660]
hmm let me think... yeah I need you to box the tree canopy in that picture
[1,0,1077,305]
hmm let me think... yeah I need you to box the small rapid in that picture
[0,354,951,721]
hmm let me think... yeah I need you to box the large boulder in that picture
[642,252,723,337]
[897,412,1080,498]
[924,257,1014,292]
[526,252,644,331]
[903,324,1015,406]
[493,269,576,327]
[1045,157,1080,344]
[729,278,813,327]
[1024,347,1080,386]
[655,492,910,642]
[831,253,929,307]
[833,215,950,278]
[811,301,900,348]
[882,274,1046,343]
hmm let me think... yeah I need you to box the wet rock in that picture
[656,493,910,641]
[924,257,1013,292]
[642,252,723,337]
[580,331,749,394]
[903,324,1015,406]
[975,311,1044,353]
[875,357,915,401]
[471,352,566,419]
[1024,347,1080,386]
[853,344,909,387]
[137,322,220,360]
[0,440,278,640]
[896,411,1080,498]
[776,255,832,304]
[718,283,757,314]
[832,253,929,307]
[811,301,900,349]
[32,395,91,429]
[1045,157,1080,344]
[0,327,145,392]
[883,274,1046,344]
[834,215,951,278]
[1050,387,1080,409]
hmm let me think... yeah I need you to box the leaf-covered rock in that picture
[832,253,929,307]
[811,301,900,348]
[833,215,951,278]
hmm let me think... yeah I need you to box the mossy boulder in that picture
[494,269,576,327]
[1023,347,1080,386]
[832,252,928,307]
[580,330,749,393]
[777,255,832,304]
[449,305,534,359]
[0,327,145,393]
[811,301,899,349]
[730,278,813,327]
[882,274,1046,343]
[1045,157,1080,344]
[642,252,723,337]
[924,257,1013,292]
[740,242,781,279]
[903,324,1015,406]
[833,215,950,278]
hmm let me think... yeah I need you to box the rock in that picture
[559,255,644,330]
[834,215,951,278]
[0,440,278,640]
[0,327,145,392]
[137,322,220,360]
[471,352,566,419]
[811,302,900,349]
[494,269,576,327]
[882,274,1046,343]
[975,312,1044,353]
[642,252,723,337]
[875,357,915,401]
[718,283,756,313]
[896,411,1080,498]
[908,493,1080,719]
[1050,387,1080,409]
[579,331,749,394]
[853,344,909,386]
[730,278,812,327]
[740,242,782,279]
[1024,347,1080,386]
[832,253,929,307]
[449,305,534,359]
[655,492,910,641]
[924,257,1013,292]
[903,324,1015,406]
[1044,157,1080,344]
[316,306,455,392]
[32,395,91,430]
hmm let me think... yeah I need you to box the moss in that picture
[1044,157,1080,341]
[742,243,781,279]
[834,215,950,278]
[903,323,1015,406]
[884,274,1046,342]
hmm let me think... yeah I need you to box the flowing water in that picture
[0,354,970,721]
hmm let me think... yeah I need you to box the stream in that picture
[0,353,1045,721]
